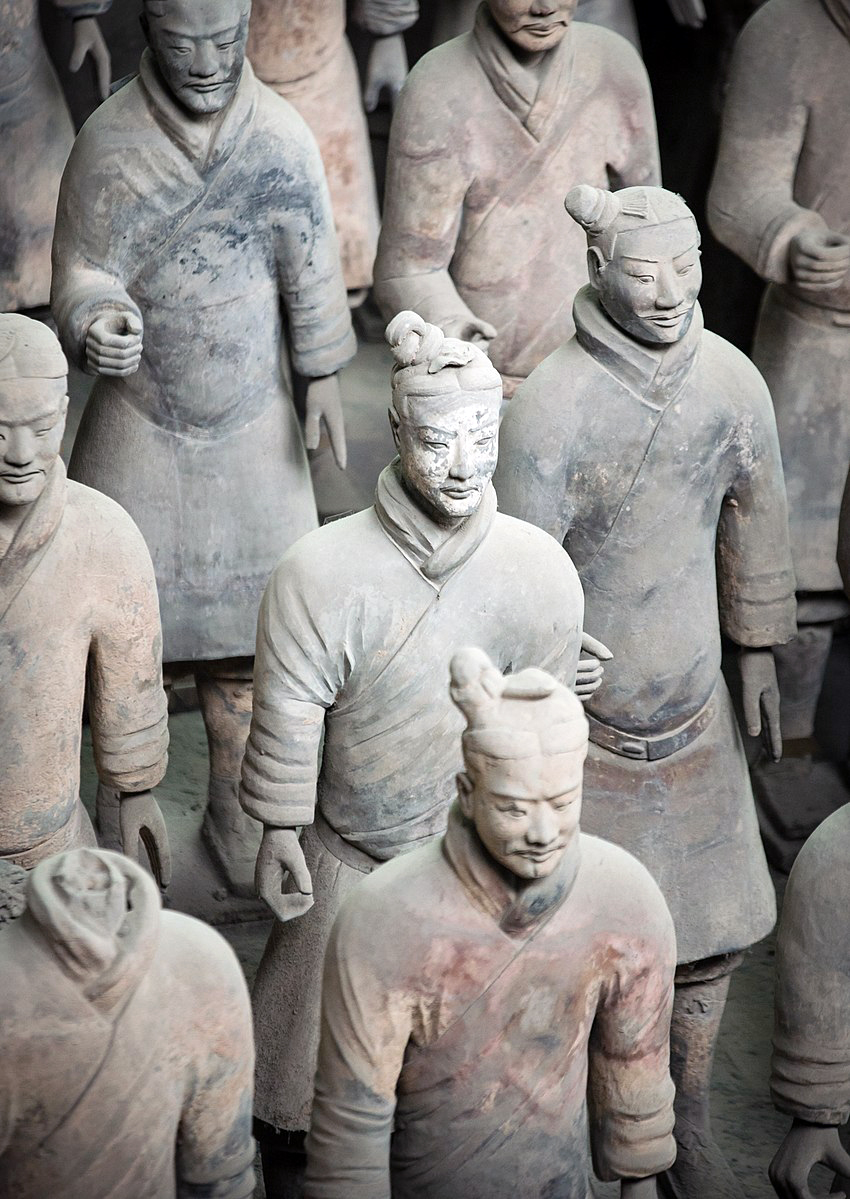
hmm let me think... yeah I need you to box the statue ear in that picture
[457,772,475,819]
[388,406,401,449]
[586,247,606,291]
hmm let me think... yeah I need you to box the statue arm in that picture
[176,937,256,1199]
[51,132,140,372]
[373,68,491,343]
[606,47,661,191]
[772,809,850,1127]
[305,904,410,1199]
[707,12,823,283]
[587,876,677,1184]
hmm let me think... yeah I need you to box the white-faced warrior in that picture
[0,314,169,879]
[51,0,356,895]
[239,312,591,1197]
[708,0,850,821]
[305,647,677,1199]
[373,0,660,399]
[0,848,255,1198]
[495,185,797,1197]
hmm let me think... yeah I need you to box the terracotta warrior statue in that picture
[707,0,850,824]
[239,311,600,1198]
[0,847,255,1197]
[373,0,660,399]
[1,0,111,313]
[247,1,417,301]
[304,647,676,1199]
[0,314,169,880]
[495,184,798,1198]
[768,800,850,1198]
[51,0,356,896]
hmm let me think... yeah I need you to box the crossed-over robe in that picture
[0,0,110,310]
[241,462,584,1130]
[305,807,677,1199]
[374,5,659,397]
[771,802,850,1125]
[495,287,797,963]
[708,0,850,592]
[0,853,255,1198]
[247,1,417,291]
[0,460,168,868]
[52,53,355,663]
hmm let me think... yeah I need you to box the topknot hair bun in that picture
[449,647,504,725]
[564,185,621,235]
[385,311,446,368]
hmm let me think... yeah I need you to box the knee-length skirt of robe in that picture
[752,284,850,594]
[578,679,776,965]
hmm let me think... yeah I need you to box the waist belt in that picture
[774,285,850,328]
[587,687,718,762]
[312,810,381,875]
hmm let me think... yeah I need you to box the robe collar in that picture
[0,457,66,622]
[25,852,161,1018]
[138,49,257,170]
[443,803,581,936]
[573,284,704,410]
[822,0,850,37]
[374,457,497,590]
[472,2,575,142]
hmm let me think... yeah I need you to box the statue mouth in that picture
[0,470,40,483]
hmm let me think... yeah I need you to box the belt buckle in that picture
[619,739,648,760]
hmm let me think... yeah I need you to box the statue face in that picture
[487,0,577,54]
[144,0,249,116]
[391,397,499,523]
[0,379,67,509]
[460,751,583,880]
[592,219,702,346]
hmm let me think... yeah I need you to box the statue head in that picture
[565,184,702,346]
[142,0,251,116]
[385,312,501,525]
[0,315,68,510]
[487,0,578,54]
[451,647,588,880]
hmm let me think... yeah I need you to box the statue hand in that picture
[305,374,347,471]
[86,312,143,376]
[769,1119,850,1199]
[440,315,498,349]
[363,32,409,112]
[666,0,706,27]
[575,631,613,700]
[119,791,172,889]
[256,827,314,922]
[69,17,111,101]
[621,1178,658,1199]
[740,646,782,762]
[789,228,850,291]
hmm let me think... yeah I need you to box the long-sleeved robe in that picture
[0,851,255,1198]
[241,461,584,1130]
[305,807,677,1199]
[771,801,850,1124]
[0,460,168,868]
[374,6,659,396]
[247,1,416,291]
[0,0,109,310]
[708,0,850,592]
[495,287,797,963]
[52,53,355,663]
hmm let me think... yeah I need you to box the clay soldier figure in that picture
[0,314,169,879]
[0,847,255,1198]
[240,311,591,1198]
[305,647,677,1199]
[0,0,111,313]
[495,185,798,1198]
[247,1,417,301]
[373,0,660,399]
[707,0,850,825]
[768,804,850,1199]
[51,0,356,896]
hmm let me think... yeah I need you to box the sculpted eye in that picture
[423,440,448,451]
[677,263,695,275]
[217,40,236,49]
[476,435,494,446]
[35,428,52,437]
[171,44,192,55]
